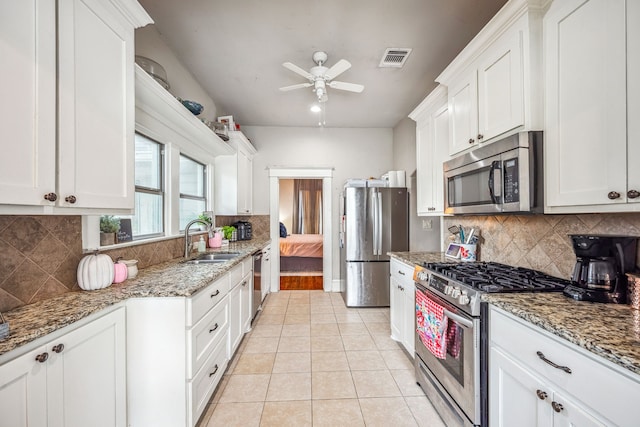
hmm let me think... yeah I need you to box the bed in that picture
[280,234,323,273]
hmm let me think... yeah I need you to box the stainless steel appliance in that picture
[414,262,570,426]
[443,131,543,215]
[564,234,639,304]
[233,221,252,240]
[339,184,408,307]
[252,250,262,320]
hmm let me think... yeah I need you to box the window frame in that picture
[178,153,208,231]
[131,132,165,240]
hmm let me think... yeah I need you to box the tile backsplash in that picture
[0,214,270,312]
[443,213,640,279]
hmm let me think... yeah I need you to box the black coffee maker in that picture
[563,234,639,303]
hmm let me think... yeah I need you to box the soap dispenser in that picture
[197,236,206,253]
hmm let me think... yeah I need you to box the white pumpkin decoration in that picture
[77,253,114,290]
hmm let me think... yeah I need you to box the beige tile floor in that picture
[197,290,446,427]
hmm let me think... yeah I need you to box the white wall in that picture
[243,125,394,280]
[392,118,442,252]
[135,26,218,122]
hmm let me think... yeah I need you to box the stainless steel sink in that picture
[183,252,241,264]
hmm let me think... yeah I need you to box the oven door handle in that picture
[443,309,473,329]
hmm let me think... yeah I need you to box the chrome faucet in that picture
[184,219,212,258]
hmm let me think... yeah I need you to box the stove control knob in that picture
[451,288,461,298]
[443,285,454,295]
[458,292,470,306]
[417,271,429,281]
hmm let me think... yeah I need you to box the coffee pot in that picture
[565,234,639,303]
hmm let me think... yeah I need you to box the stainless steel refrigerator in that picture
[339,184,409,307]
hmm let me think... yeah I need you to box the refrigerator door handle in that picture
[372,192,378,255]
[376,191,383,255]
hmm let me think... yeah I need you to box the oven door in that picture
[444,153,502,215]
[414,283,480,425]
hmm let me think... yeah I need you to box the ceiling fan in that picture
[279,51,364,103]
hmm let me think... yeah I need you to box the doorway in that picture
[268,168,333,293]
[279,178,324,290]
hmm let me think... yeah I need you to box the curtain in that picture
[292,179,323,234]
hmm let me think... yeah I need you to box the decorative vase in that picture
[100,232,116,246]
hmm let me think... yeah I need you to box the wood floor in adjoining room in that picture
[280,275,323,290]
[196,290,446,427]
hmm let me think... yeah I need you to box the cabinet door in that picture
[551,390,608,427]
[389,275,403,342]
[47,309,126,427]
[431,103,449,213]
[477,31,524,142]
[0,346,48,427]
[236,149,252,214]
[448,74,478,155]
[57,0,135,210]
[261,246,271,301]
[489,346,552,427]
[0,1,56,206]
[544,0,627,207]
[401,281,415,356]
[415,117,433,215]
[240,273,253,333]
[627,0,640,201]
[228,284,242,357]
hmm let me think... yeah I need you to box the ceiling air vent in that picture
[379,48,412,68]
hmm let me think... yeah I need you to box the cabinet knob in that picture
[607,191,621,200]
[468,138,475,144]
[209,323,219,333]
[628,190,640,199]
[65,195,77,204]
[242,280,248,287]
[43,192,58,202]
[536,389,547,400]
[35,352,49,363]
[208,364,219,378]
[210,290,220,298]
[551,401,564,413]
[477,134,484,140]
[398,270,405,276]
[52,344,64,353]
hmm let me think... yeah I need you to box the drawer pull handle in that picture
[208,364,219,377]
[210,290,220,298]
[398,270,405,275]
[209,323,219,333]
[35,352,49,363]
[52,344,64,353]
[536,351,572,374]
[551,401,564,413]
[536,389,547,400]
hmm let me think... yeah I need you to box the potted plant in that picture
[100,215,120,246]
[197,213,212,230]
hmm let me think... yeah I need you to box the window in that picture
[179,154,206,230]
[118,134,164,239]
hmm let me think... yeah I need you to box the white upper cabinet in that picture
[410,85,450,215]
[544,0,640,212]
[0,0,151,213]
[215,131,256,215]
[437,0,543,156]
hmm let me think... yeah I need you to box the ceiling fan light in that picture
[310,104,322,113]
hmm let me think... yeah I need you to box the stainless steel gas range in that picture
[413,262,570,427]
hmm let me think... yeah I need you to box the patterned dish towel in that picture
[415,289,448,359]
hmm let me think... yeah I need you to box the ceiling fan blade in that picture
[279,82,313,91]
[323,59,351,80]
[282,62,313,80]
[327,81,364,93]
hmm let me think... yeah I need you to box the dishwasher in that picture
[252,250,262,321]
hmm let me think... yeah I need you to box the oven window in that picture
[440,322,465,386]
[447,166,493,207]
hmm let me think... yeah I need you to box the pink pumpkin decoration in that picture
[113,261,128,283]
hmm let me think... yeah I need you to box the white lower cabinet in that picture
[229,257,253,357]
[0,307,126,427]
[389,258,415,357]
[489,306,640,427]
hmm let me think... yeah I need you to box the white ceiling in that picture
[139,0,508,128]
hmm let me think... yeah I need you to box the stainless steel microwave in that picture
[443,131,543,215]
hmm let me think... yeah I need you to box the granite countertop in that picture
[484,293,640,376]
[389,251,640,376]
[0,239,270,358]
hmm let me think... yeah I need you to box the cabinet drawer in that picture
[189,332,228,426]
[188,275,229,327]
[242,256,253,276]
[490,307,640,426]
[187,296,229,378]
[390,258,415,286]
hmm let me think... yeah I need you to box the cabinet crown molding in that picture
[436,0,545,85]
[409,85,447,121]
[108,0,153,28]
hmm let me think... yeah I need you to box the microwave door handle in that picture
[488,161,502,204]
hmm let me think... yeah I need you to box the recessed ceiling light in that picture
[310,105,322,113]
